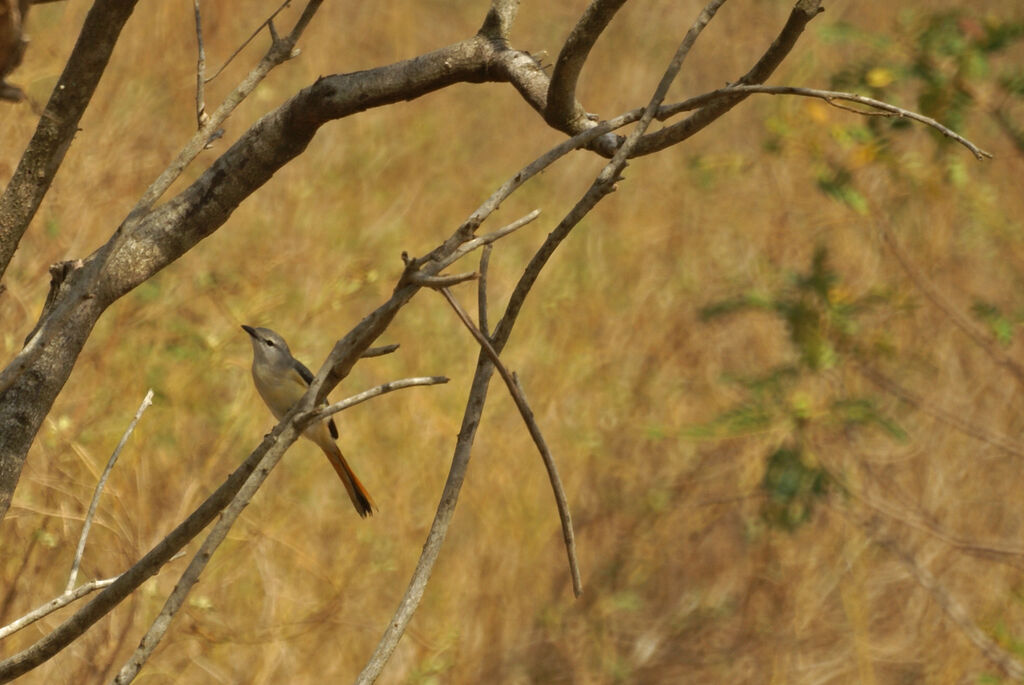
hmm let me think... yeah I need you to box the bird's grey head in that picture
[242,325,292,366]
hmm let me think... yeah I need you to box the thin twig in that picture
[439,287,582,597]
[193,0,208,128]
[132,0,322,216]
[309,376,450,423]
[0,577,118,641]
[434,209,541,273]
[361,344,400,358]
[410,272,479,289]
[66,389,154,594]
[358,3,730,680]
[657,84,993,160]
[203,0,292,83]
[478,244,493,337]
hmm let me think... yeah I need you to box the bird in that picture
[241,325,375,517]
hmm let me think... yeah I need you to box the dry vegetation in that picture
[1,0,1024,683]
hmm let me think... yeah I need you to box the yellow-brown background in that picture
[2,1,1023,682]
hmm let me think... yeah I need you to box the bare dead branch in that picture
[409,271,480,289]
[202,0,291,84]
[359,4,729,679]
[0,576,118,641]
[193,0,207,128]
[0,0,140,280]
[439,287,582,597]
[494,0,727,349]
[111,422,305,684]
[658,84,993,160]
[633,0,824,156]
[66,389,153,594]
[478,245,493,337]
[361,344,399,358]
[310,376,450,423]
[477,0,520,42]
[435,209,542,273]
[112,375,446,683]
[546,0,629,131]
[0,426,293,681]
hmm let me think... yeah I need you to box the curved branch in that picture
[439,287,582,596]
[545,0,629,131]
[632,0,824,156]
[358,2,729,680]
[658,84,992,160]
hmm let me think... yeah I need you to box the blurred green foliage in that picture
[695,247,906,529]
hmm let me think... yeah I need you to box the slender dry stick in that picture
[658,84,993,160]
[133,0,323,215]
[203,0,292,84]
[111,377,444,684]
[439,287,583,597]
[358,3,729,680]
[66,389,154,594]
[478,244,493,337]
[361,344,400,359]
[0,577,118,641]
[410,272,479,288]
[311,376,450,422]
[193,0,208,128]
[111,422,302,685]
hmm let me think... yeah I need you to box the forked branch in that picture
[439,287,582,597]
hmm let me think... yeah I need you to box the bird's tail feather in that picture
[321,443,375,517]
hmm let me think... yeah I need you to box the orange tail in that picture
[321,443,375,517]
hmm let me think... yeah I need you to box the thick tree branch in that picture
[545,0,629,132]
[0,0,140,280]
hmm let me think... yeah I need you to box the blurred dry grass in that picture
[1,0,1023,683]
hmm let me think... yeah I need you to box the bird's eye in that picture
[266,340,275,347]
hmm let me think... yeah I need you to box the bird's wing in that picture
[291,357,340,439]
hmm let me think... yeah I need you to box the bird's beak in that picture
[241,324,257,338]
